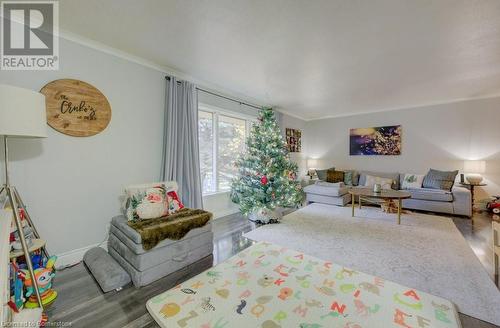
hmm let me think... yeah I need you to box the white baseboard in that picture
[55,242,107,270]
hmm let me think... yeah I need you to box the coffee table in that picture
[349,188,411,224]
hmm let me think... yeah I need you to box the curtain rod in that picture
[165,76,262,110]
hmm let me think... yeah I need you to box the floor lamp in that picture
[0,84,48,309]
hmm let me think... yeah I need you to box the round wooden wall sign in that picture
[40,79,112,137]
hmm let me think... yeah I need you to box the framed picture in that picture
[286,128,302,153]
[350,125,401,155]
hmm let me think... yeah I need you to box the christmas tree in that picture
[230,108,303,222]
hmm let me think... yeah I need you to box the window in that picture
[198,111,214,193]
[198,105,252,194]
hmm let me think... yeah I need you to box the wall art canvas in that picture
[286,128,301,152]
[350,125,401,155]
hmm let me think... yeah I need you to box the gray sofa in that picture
[304,170,472,217]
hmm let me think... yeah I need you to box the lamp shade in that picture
[0,84,47,138]
[307,158,318,169]
[463,160,486,174]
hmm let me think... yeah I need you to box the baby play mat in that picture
[146,242,460,328]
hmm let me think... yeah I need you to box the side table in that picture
[459,182,487,226]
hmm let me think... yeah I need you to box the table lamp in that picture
[463,160,486,185]
[0,84,47,309]
[307,158,318,178]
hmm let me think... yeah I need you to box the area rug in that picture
[244,203,500,326]
[147,241,461,328]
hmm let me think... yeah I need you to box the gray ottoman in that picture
[108,215,214,287]
[304,183,351,206]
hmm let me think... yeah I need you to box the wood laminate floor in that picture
[48,209,499,328]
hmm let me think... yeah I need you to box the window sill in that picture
[202,190,231,197]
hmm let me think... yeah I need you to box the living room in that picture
[0,1,499,328]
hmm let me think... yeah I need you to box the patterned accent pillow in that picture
[124,183,171,221]
[401,173,425,189]
[364,175,393,190]
[344,171,353,186]
[326,170,344,183]
[315,167,334,181]
[167,190,184,214]
[422,169,458,191]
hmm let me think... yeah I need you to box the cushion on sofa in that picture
[303,184,348,197]
[344,171,353,185]
[343,170,359,186]
[422,169,458,191]
[315,167,334,181]
[358,171,400,189]
[401,173,425,189]
[326,170,344,183]
[316,167,335,181]
[407,188,453,202]
[363,175,394,189]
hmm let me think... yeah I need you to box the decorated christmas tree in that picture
[230,108,303,223]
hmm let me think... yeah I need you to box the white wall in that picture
[0,38,166,261]
[306,97,500,201]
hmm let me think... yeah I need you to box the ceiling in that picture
[58,0,500,120]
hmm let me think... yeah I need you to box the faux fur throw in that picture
[127,208,212,251]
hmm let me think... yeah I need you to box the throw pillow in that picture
[359,171,400,189]
[401,173,425,189]
[422,169,458,191]
[326,170,344,183]
[167,190,184,214]
[124,182,171,221]
[315,167,334,181]
[343,170,360,186]
[364,175,393,190]
[344,171,353,185]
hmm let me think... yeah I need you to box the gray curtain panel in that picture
[160,77,203,209]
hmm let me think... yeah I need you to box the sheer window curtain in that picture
[160,77,203,208]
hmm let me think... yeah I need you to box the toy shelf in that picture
[9,239,46,259]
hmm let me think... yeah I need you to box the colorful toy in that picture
[31,253,44,270]
[487,196,500,214]
[23,255,58,308]
[7,263,25,313]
